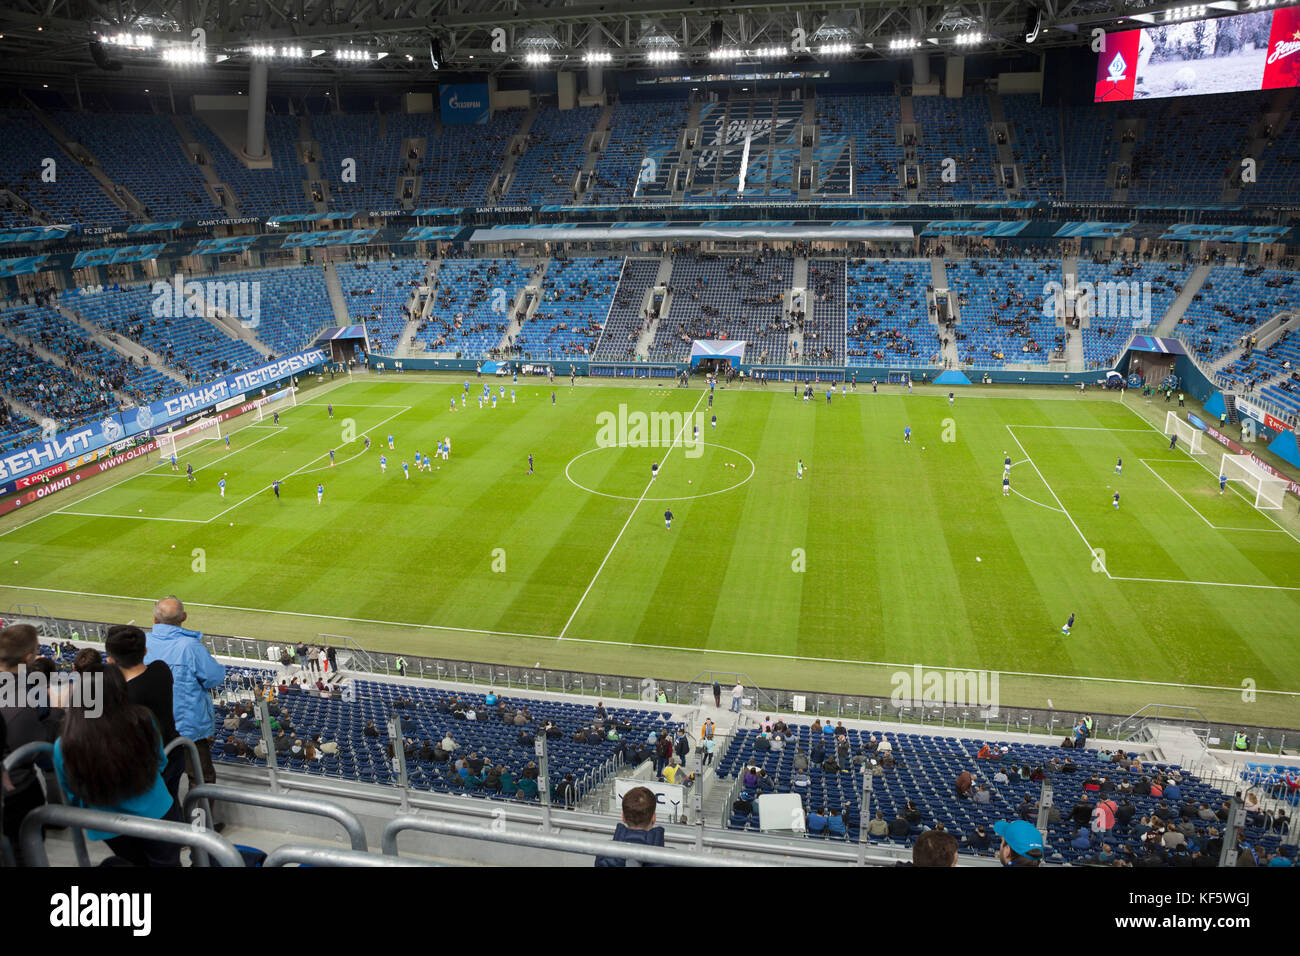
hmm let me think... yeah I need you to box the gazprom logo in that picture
[448,94,483,109]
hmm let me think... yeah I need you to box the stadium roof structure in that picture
[0,1,1251,85]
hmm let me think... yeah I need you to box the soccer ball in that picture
[229,522,233,526]
[171,545,176,550]
[976,557,982,563]
[688,480,693,484]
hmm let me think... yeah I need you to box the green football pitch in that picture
[2,375,1298,727]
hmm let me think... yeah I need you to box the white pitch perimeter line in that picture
[56,512,206,524]
[1139,458,1285,533]
[1118,394,1300,547]
[1111,574,1300,593]
[4,580,1300,698]
[557,390,707,640]
[1005,424,1106,575]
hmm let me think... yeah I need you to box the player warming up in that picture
[317,483,324,504]
[218,477,226,499]
[1115,457,1122,475]
[651,461,659,480]
[272,479,280,500]
[664,508,673,531]
[402,459,410,480]
[527,453,534,476]
[329,449,335,467]
[388,434,395,450]
[904,426,912,444]
[1169,433,1178,452]
[380,454,388,474]
[186,463,194,484]
[1220,472,1228,494]
[1062,612,1075,635]
[1113,491,1120,510]
[1003,473,1010,497]
[797,459,805,480]
[170,453,178,472]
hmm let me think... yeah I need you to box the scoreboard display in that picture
[1096,6,1300,101]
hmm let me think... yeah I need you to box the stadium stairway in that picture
[573,105,614,202]
[1058,257,1086,370]
[171,115,240,217]
[397,260,442,356]
[25,103,140,221]
[1153,262,1212,339]
[56,302,188,386]
[322,260,353,327]
[788,256,808,360]
[0,322,131,406]
[491,106,539,202]
[929,257,962,367]
[986,92,1020,200]
[496,257,549,352]
[192,286,276,359]
[633,256,674,359]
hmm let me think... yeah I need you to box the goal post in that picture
[1163,411,1206,455]
[255,386,298,421]
[157,416,222,462]
[1220,453,1287,510]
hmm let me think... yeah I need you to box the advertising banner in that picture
[439,83,490,125]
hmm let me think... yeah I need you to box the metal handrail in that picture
[163,735,213,823]
[380,814,767,866]
[182,783,368,855]
[264,844,437,868]
[2,741,90,867]
[19,804,245,867]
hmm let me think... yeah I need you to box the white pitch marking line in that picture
[557,390,706,640]
[1118,394,1300,547]
[1010,488,1065,513]
[3,581,1299,698]
[55,511,206,524]
[1139,458,1285,533]
[1005,424,1106,575]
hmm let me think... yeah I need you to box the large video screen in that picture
[1095,6,1300,101]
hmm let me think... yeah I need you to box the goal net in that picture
[157,416,222,462]
[1220,454,1287,510]
[255,386,297,421]
[1164,411,1206,455]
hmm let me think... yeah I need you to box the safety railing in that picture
[380,814,766,866]
[2,741,90,867]
[19,804,245,867]
[182,783,368,865]
[264,845,437,867]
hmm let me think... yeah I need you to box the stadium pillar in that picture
[1218,796,1246,866]
[245,59,269,160]
[535,734,552,833]
[1035,778,1053,841]
[912,8,930,86]
[258,698,282,794]
[912,51,931,86]
[389,714,411,812]
[857,770,872,865]
[587,65,604,98]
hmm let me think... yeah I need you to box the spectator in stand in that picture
[0,625,62,864]
[54,661,182,866]
[993,819,1045,867]
[913,829,959,867]
[594,785,667,867]
[144,597,226,788]
[104,624,184,800]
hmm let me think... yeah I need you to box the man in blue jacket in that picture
[594,786,667,867]
[144,597,226,787]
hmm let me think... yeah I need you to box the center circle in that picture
[564,441,756,502]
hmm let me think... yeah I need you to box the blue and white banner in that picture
[0,348,327,484]
[439,83,490,125]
